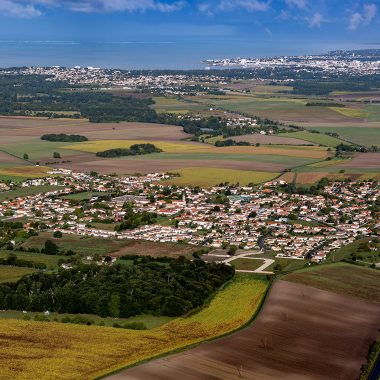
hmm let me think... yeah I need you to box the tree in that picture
[53,152,61,159]
[108,294,120,318]
[53,231,62,238]
[228,245,238,256]
[44,240,59,255]
[23,153,29,160]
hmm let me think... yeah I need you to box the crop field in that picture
[0,166,50,180]
[64,139,328,159]
[0,275,267,380]
[284,262,380,302]
[278,131,344,147]
[0,265,37,283]
[329,106,368,119]
[118,279,380,380]
[298,122,380,147]
[231,133,315,145]
[189,94,362,123]
[166,168,279,186]
[61,191,111,200]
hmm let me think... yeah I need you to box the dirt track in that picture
[107,280,380,380]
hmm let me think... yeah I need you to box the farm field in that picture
[278,130,344,147]
[0,275,268,380]
[231,133,315,145]
[152,96,207,114]
[115,279,380,380]
[284,262,380,302]
[165,167,279,187]
[0,265,37,283]
[297,122,380,147]
[188,93,363,123]
[61,191,111,200]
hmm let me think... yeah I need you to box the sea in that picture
[0,40,368,70]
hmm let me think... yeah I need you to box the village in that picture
[0,169,378,267]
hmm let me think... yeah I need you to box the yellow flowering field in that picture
[0,275,267,380]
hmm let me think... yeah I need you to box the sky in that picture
[0,0,379,68]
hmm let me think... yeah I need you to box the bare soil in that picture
[110,280,380,380]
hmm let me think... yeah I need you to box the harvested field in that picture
[284,263,380,303]
[115,280,380,380]
[110,240,197,259]
[232,134,315,145]
[294,172,331,184]
[0,166,50,178]
[335,153,380,170]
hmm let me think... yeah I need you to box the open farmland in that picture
[284,262,380,302]
[0,251,66,270]
[165,168,279,187]
[297,122,380,147]
[116,279,380,380]
[231,133,315,145]
[278,131,345,147]
[0,275,267,380]
[189,93,364,123]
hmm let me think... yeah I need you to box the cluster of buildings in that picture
[203,50,380,76]
[1,66,227,94]
[0,169,378,263]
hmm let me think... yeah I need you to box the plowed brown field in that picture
[109,280,380,380]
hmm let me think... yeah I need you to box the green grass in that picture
[301,124,380,147]
[229,258,264,271]
[0,185,61,202]
[0,310,173,329]
[61,191,111,200]
[0,251,66,270]
[325,238,377,263]
[267,257,308,272]
[365,104,380,122]
[21,233,124,256]
[0,265,37,283]
[152,96,207,114]
[283,262,380,302]
[279,131,344,147]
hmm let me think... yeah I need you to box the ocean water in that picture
[0,40,367,70]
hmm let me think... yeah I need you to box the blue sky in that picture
[0,0,378,44]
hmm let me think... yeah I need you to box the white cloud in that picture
[0,0,41,17]
[218,0,270,12]
[0,0,186,17]
[309,12,323,27]
[285,0,306,9]
[348,3,377,30]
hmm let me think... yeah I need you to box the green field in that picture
[166,167,279,187]
[230,258,264,271]
[152,96,207,114]
[284,262,380,302]
[300,124,380,147]
[279,131,344,147]
[61,191,111,200]
[0,265,37,283]
[0,251,66,270]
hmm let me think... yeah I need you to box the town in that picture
[1,169,378,270]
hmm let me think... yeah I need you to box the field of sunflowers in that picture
[0,275,268,380]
